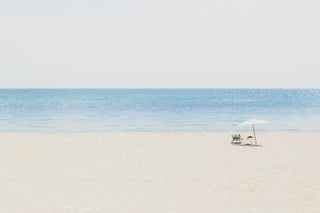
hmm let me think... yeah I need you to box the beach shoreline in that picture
[1,131,319,212]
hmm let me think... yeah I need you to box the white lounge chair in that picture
[231,134,245,144]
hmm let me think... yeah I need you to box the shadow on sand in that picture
[231,143,263,147]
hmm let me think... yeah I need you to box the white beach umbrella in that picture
[237,118,268,144]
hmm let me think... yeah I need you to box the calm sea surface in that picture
[0,89,319,131]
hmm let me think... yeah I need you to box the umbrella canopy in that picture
[237,118,268,126]
[237,118,268,145]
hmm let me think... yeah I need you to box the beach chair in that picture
[244,135,255,144]
[231,134,244,144]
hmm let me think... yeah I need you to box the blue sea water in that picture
[0,89,319,131]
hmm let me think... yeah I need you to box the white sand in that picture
[0,131,319,213]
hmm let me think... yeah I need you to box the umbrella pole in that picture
[252,124,257,145]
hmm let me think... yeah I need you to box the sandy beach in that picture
[0,131,319,212]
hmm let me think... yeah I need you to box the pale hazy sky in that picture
[0,0,319,88]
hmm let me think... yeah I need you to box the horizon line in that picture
[0,88,319,90]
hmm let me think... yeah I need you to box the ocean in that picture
[0,89,319,131]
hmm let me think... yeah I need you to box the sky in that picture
[0,0,319,88]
